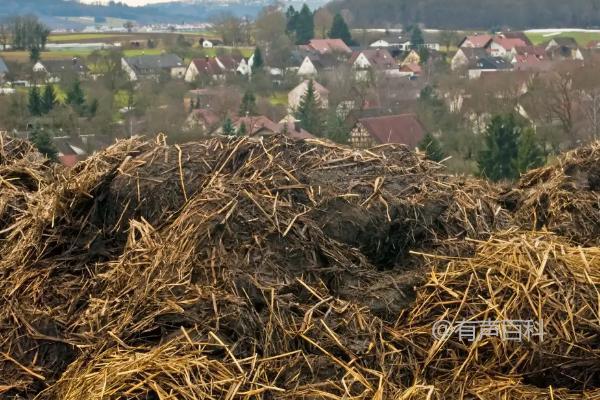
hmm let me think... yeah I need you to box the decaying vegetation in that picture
[0,133,598,399]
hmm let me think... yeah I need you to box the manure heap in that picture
[0,134,598,399]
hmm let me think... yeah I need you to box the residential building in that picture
[545,37,584,60]
[350,49,398,80]
[122,54,185,81]
[297,54,338,76]
[458,34,493,48]
[288,80,329,112]
[33,58,88,82]
[468,56,513,79]
[302,38,352,55]
[486,37,528,58]
[349,114,425,149]
[183,108,220,132]
[451,47,488,71]
[402,50,421,66]
[184,57,224,82]
[216,115,314,139]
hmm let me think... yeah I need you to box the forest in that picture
[328,0,600,29]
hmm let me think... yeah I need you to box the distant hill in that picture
[328,0,600,29]
[0,0,268,26]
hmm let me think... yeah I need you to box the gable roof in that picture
[0,57,8,75]
[306,39,352,54]
[124,54,184,74]
[357,114,425,148]
[457,47,489,61]
[190,57,223,76]
[513,45,547,58]
[39,58,87,75]
[501,31,533,46]
[459,34,493,48]
[188,108,220,127]
[292,80,330,96]
[216,55,242,71]
[547,37,579,49]
[490,37,528,51]
[350,49,397,70]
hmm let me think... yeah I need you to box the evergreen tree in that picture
[28,86,42,116]
[295,4,315,44]
[410,25,425,49]
[328,13,354,46]
[477,114,521,181]
[294,80,323,135]
[88,98,99,118]
[41,84,56,114]
[516,127,545,173]
[66,79,86,114]
[286,6,299,36]
[419,131,445,162]
[222,117,235,135]
[30,127,58,161]
[252,47,264,70]
[325,111,349,143]
[30,46,40,63]
[237,122,247,136]
[239,90,257,116]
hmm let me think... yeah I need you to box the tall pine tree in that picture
[222,117,235,135]
[41,84,56,114]
[516,127,545,173]
[328,13,354,46]
[28,86,42,116]
[295,4,315,44]
[419,131,445,162]
[239,90,257,116]
[294,80,323,135]
[30,126,58,161]
[66,79,86,115]
[477,114,521,181]
[252,47,263,71]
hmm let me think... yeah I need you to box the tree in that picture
[236,122,247,136]
[286,6,300,37]
[252,47,264,70]
[314,8,334,38]
[439,30,459,53]
[28,86,42,116]
[295,80,323,135]
[516,127,545,173]
[325,111,349,143]
[214,14,246,46]
[0,22,10,51]
[9,16,50,51]
[41,84,56,114]
[222,117,235,135]
[477,113,521,181]
[67,79,86,107]
[420,132,445,162]
[239,90,257,116]
[29,46,40,63]
[295,4,315,44]
[328,13,354,46]
[30,127,58,161]
[410,25,425,49]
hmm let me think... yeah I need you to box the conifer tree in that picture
[328,13,354,46]
[419,131,445,162]
[477,114,521,181]
[30,126,58,161]
[222,117,235,135]
[41,84,56,114]
[67,79,86,115]
[239,90,257,116]
[516,127,545,173]
[237,122,247,136]
[252,47,263,70]
[295,4,315,44]
[28,85,42,116]
[294,80,323,135]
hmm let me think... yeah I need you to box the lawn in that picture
[269,92,288,106]
[526,30,600,46]
[48,33,119,43]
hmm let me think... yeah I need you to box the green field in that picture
[48,33,119,43]
[526,31,600,46]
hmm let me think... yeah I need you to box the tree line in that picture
[328,0,600,29]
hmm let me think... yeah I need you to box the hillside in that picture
[328,0,600,29]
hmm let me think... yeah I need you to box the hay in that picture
[0,135,597,399]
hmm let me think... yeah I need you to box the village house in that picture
[301,38,352,55]
[350,49,399,80]
[468,56,513,79]
[215,115,314,139]
[0,57,8,83]
[183,108,220,132]
[399,63,422,78]
[51,134,112,167]
[401,49,421,66]
[485,36,528,58]
[121,54,185,81]
[545,37,584,60]
[458,34,493,48]
[33,58,88,82]
[451,47,488,71]
[349,114,425,149]
[288,80,329,112]
[184,57,223,82]
[296,53,338,77]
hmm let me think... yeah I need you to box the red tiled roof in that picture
[189,108,220,127]
[216,55,242,70]
[307,39,352,54]
[357,114,425,148]
[400,63,422,74]
[491,37,528,51]
[233,115,315,139]
[350,49,397,70]
[460,34,493,48]
[191,57,222,76]
[513,45,546,58]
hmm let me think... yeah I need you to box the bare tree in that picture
[314,8,334,38]
[0,22,9,51]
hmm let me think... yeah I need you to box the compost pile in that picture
[0,135,597,400]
